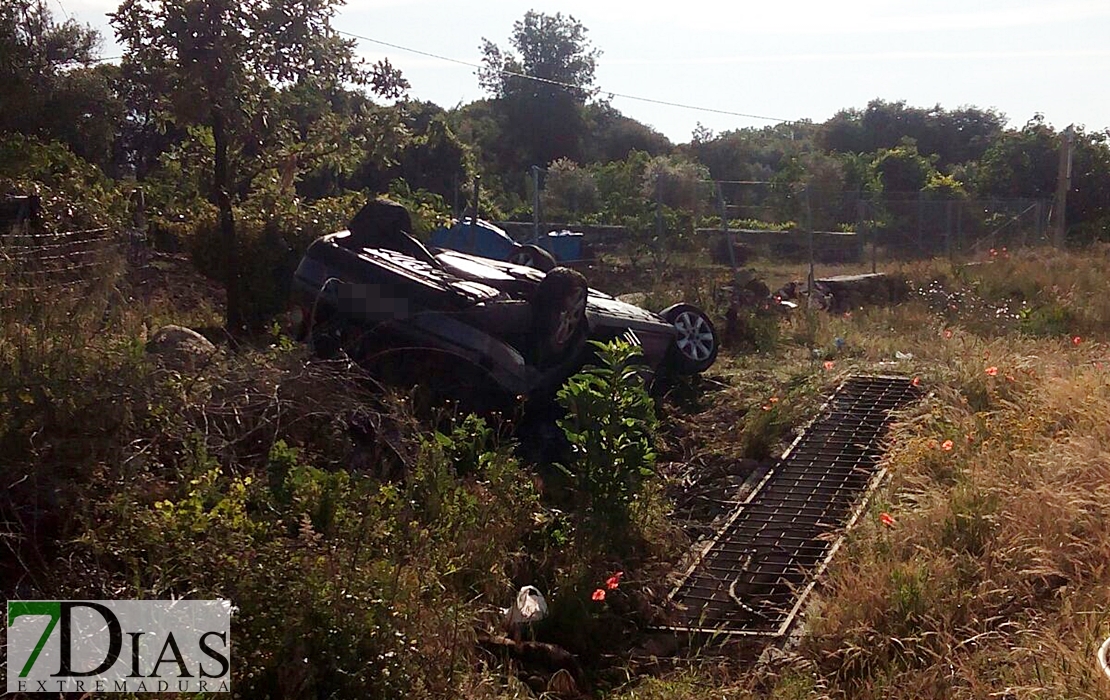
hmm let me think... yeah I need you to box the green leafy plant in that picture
[555,339,658,529]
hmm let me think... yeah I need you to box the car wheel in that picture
[661,303,718,375]
[532,267,589,365]
[509,244,557,272]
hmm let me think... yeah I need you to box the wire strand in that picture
[337,30,790,123]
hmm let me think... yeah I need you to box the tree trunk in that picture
[212,106,241,330]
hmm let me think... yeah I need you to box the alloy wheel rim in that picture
[674,311,714,361]
[554,287,587,345]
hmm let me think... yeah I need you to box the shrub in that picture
[555,339,659,531]
[186,193,364,329]
[0,133,127,229]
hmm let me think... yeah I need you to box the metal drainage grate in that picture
[664,375,921,637]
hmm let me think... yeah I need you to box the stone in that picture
[146,325,216,370]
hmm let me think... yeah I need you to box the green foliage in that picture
[923,171,968,199]
[556,339,659,529]
[641,154,710,211]
[591,149,653,222]
[872,142,938,195]
[542,157,598,219]
[820,99,1004,168]
[71,385,540,697]
[385,178,452,235]
[112,0,398,327]
[187,192,364,328]
[0,1,124,172]
[425,413,496,477]
[0,133,127,229]
[1019,302,1076,338]
[582,101,673,163]
[477,10,600,176]
[478,10,599,101]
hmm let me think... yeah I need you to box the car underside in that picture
[291,199,718,400]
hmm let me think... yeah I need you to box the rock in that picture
[146,325,216,370]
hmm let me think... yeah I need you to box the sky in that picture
[64,0,1110,143]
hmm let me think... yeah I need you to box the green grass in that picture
[6,245,1110,697]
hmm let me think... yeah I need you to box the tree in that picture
[582,101,672,163]
[0,1,126,173]
[819,99,1004,169]
[542,157,597,219]
[641,155,709,211]
[112,0,404,329]
[977,117,1110,237]
[872,142,937,195]
[975,116,1057,200]
[479,11,600,174]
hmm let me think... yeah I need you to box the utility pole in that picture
[1053,125,1075,248]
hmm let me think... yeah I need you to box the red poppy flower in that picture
[879,512,896,528]
[941,439,954,451]
[591,589,606,602]
[911,377,921,387]
[606,572,623,590]
[985,366,998,376]
[943,329,954,339]
[823,360,835,370]
[1072,336,1082,346]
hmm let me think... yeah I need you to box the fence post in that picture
[531,166,541,245]
[717,182,738,278]
[857,199,876,274]
[452,174,459,219]
[917,190,924,255]
[1034,200,1045,245]
[867,201,878,273]
[470,174,480,251]
[957,201,964,255]
[945,199,954,261]
[654,173,663,253]
[805,185,815,289]
[1053,126,1074,248]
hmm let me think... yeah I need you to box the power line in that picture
[337,30,790,124]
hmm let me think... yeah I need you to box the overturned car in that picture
[291,200,718,398]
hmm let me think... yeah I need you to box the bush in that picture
[556,339,659,531]
[0,133,127,229]
[186,193,364,329]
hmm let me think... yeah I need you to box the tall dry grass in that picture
[611,246,1110,698]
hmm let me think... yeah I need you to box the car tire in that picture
[661,303,719,375]
[509,244,557,272]
[532,267,589,366]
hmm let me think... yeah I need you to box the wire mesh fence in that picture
[491,173,1051,281]
[0,226,129,316]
